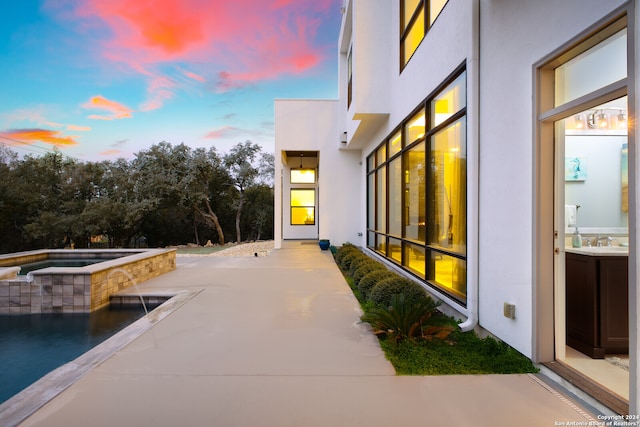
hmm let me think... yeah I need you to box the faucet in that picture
[595,235,612,247]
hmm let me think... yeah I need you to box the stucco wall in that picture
[274,99,363,248]
[478,0,627,357]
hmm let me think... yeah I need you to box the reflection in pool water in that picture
[0,305,151,404]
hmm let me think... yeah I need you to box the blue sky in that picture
[0,0,342,161]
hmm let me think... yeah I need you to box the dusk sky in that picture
[0,0,343,161]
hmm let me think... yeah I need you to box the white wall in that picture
[478,0,626,357]
[355,1,477,318]
[274,99,362,248]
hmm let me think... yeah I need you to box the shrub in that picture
[358,270,396,300]
[352,261,386,284]
[368,276,430,308]
[340,251,367,271]
[335,244,361,265]
[348,255,378,277]
[361,294,440,342]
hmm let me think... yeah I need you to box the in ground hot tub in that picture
[0,249,176,314]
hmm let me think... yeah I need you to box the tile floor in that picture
[562,346,629,399]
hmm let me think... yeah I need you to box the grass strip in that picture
[340,255,538,375]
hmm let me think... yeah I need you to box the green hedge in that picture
[340,251,367,271]
[334,244,360,265]
[352,261,386,284]
[368,276,430,308]
[358,270,396,300]
[348,256,378,276]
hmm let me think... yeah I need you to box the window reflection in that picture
[376,166,386,232]
[290,169,316,184]
[405,110,426,144]
[428,251,466,298]
[290,189,315,225]
[404,142,425,242]
[404,243,425,278]
[389,158,402,236]
[431,73,466,127]
[429,119,466,255]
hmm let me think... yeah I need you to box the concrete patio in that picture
[5,242,603,426]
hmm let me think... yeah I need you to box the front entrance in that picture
[281,151,319,241]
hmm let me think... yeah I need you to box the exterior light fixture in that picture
[341,131,347,144]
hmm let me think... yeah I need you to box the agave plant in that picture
[361,294,440,342]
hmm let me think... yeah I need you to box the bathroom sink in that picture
[566,246,629,256]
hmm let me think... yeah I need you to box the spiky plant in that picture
[361,294,440,342]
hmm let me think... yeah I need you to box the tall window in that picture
[401,0,448,68]
[367,68,467,303]
[291,189,315,225]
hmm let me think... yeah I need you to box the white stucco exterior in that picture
[274,0,639,413]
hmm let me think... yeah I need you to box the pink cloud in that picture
[6,107,64,128]
[99,149,123,156]
[0,128,79,146]
[204,126,240,140]
[182,69,206,83]
[67,124,92,131]
[49,0,340,102]
[82,95,133,120]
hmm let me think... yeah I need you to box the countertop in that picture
[565,246,629,256]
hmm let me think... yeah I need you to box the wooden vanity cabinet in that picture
[566,252,628,359]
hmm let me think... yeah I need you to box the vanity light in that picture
[574,114,585,129]
[597,112,609,128]
[617,112,627,129]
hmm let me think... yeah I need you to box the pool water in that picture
[17,258,118,275]
[0,306,148,404]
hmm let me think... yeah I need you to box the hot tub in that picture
[0,249,176,314]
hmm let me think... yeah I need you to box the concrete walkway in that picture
[12,243,599,427]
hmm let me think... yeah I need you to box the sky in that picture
[0,0,343,161]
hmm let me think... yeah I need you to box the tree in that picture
[241,184,274,241]
[224,141,261,243]
[131,142,197,246]
[188,147,231,245]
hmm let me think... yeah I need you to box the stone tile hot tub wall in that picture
[0,249,176,314]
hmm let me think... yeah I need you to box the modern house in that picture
[274,0,639,414]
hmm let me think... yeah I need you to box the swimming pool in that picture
[0,305,152,404]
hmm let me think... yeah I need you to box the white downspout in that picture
[459,0,480,332]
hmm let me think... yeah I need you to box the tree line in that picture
[0,140,274,254]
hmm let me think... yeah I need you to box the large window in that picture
[401,0,448,68]
[291,189,315,225]
[367,68,467,303]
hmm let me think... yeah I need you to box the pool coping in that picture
[0,288,201,427]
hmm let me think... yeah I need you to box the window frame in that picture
[400,0,449,70]
[290,188,316,226]
[366,64,468,304]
